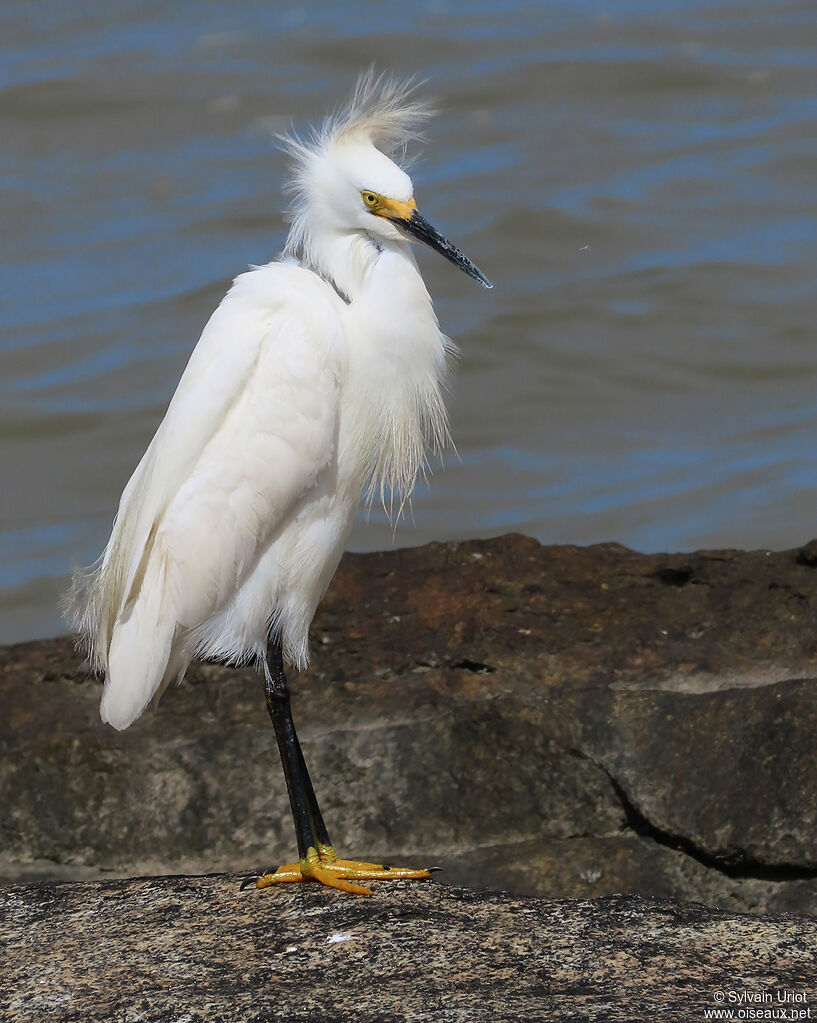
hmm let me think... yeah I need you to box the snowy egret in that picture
[65,73,491,895]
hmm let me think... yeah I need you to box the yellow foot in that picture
[250,844,434,896]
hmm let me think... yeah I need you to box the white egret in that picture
[64,72,492,895]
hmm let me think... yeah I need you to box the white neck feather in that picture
[296,225,454,507]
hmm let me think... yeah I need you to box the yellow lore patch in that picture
[361,191,417,221]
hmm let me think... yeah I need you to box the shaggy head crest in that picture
[281,69,431,173]
[279,71,433,267]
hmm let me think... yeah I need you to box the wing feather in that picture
[64,262,345,728]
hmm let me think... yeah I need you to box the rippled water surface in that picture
[3,1,817,642]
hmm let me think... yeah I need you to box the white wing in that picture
[66,261,346,729]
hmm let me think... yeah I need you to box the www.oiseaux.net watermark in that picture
[704,990,811,1020]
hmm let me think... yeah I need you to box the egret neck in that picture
[328,233,452,504]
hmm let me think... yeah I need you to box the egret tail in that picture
[100,553,177,730]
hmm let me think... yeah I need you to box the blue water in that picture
[3,0,817,643]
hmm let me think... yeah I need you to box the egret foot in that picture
[255,844,433,896]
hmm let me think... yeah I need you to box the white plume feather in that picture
[280,69,432,270]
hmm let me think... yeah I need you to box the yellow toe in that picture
[256,863,303,887]
[252,846,433,896]
[307,862,373,896]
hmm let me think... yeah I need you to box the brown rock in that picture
[3,535,817,914]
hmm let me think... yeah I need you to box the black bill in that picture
[394,210,493,288]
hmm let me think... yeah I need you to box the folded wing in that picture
[65,263,345,729]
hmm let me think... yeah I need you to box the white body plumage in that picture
[64,75,489,731]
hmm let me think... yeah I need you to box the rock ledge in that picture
[5,534,817,915]
[3,873,816,1023]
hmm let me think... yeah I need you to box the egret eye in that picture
[362,191,379,208]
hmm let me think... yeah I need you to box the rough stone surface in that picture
[3,534,817,915]
[3,874,816,1023]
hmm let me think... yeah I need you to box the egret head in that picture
[281,72,492,289]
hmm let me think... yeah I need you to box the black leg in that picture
[243,639,434,894]
[263,639,332,857]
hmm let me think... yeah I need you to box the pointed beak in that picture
[392,209,493,289]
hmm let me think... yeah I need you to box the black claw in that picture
[239,866,278,891]
[427,866,444,873]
